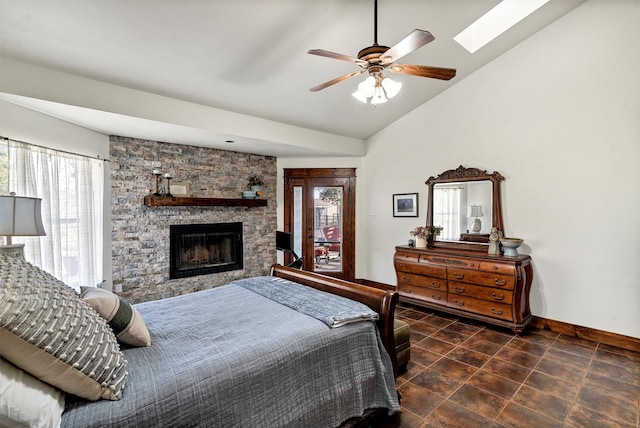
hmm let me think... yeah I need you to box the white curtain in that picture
[433,187,462,241]
[8,140,103,290]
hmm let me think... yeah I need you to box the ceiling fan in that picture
[308,0,456,104]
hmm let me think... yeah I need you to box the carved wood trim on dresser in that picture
[394,245,533,333]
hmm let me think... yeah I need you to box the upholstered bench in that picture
[394,319,411,373]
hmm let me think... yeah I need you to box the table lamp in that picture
[468,205,483,233]
[0,192,46,258]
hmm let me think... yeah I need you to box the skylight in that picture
[454,0,551,53]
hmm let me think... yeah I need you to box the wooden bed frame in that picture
[270,264,400,376]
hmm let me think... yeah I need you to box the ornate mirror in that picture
[426,166,504,251]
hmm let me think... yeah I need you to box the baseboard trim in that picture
[356,278,640,353]
[530,317,640,353]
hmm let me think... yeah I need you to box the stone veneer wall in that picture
[110,136,277,303]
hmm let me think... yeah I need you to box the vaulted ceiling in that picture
[0,0,583,156]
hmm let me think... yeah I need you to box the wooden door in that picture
[283,168,356,281]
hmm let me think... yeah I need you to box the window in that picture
[433,186,465,241]
[4,139,104,290]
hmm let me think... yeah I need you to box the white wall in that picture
[0,100,113,289]
[357,1,639,338]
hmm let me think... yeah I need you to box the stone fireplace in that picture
[170,222,243,279]
[110,136,277,303]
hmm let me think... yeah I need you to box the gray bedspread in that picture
[232,276,379,327]
[61,278,400,427]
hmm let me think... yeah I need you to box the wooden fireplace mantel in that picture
[143,195,267,207]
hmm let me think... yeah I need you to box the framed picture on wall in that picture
[170,182,190,197]
[393,193,418,217]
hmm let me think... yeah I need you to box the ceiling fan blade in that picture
[308,49,368,67]
[380,29,435,65]
[309,70,365,92]
[390,64,456,81]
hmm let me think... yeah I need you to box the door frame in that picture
[283,168,356,281]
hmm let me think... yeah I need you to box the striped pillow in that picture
[0,254,128,401]
[80,287,151,347]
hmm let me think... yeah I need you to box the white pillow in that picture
[0,358,65,428]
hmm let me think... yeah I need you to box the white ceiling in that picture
[0,0,583,156]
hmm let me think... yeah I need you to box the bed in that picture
[1,257,400,428]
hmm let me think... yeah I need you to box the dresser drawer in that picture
[446,294,513,322]
[448,281,513,304]
[395,260,422,275]
[447,269,515,290]
[422,255,479,270]
[397,272,446,290]
[395,251,419,264]
[398,283,447,304]
[479,261,516,276]
[395,253,425,274]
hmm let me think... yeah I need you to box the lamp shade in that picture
[371,86,388,105]
[0,194,46,237]
[467,205,483,218]
[381,77,402,98]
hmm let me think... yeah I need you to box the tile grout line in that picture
[497,332,571,425]
[398,305,640,427]
[403,314,484,424]
[424,322,518,424]
[486,332,547,425]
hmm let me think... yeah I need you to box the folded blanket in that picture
[232,276,379,328]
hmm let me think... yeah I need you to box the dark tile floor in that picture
[379,304,640,428]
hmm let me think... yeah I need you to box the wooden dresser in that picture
[394,245,533,333]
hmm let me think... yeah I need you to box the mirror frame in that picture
[426,165,504,252]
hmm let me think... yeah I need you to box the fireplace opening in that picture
[170,222,243,279]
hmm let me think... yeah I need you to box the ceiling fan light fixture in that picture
[360,76,376,96]
[371,86,388,105]
[381,77,402,99]
[352,90,368,103]
[353,75,378,103]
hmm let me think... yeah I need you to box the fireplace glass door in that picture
[170,222,243,279]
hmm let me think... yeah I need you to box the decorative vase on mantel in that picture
[250,186,263,198]
[248,175,264,198]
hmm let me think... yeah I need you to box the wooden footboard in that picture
[269,264,399,376]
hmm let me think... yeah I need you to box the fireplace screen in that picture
[170,222,243,279]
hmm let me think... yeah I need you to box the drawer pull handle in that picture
[402,276,411,283]
[402,288,412,294]
[431,294,441,301]
[494,278,507,286]
[453,299,464,307]
[430,282,441,289]
[453,272,464,280]
[492,265,499,270]
[492,293,505,301]
[491,307,503,315]
[454,286,465,293]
